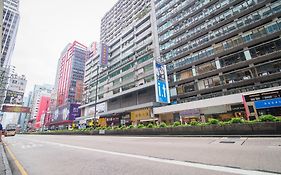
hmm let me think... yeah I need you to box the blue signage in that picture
[157,81,169,103]
[254,98,281,109]
[154,61,170,103]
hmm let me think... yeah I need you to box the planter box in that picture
[33,122,281,136]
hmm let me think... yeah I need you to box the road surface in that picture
[3,135,281,175]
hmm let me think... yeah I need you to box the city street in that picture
[2,135,281,175]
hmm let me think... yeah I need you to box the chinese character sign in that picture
[99,43,108,67]
[153,61,170,103]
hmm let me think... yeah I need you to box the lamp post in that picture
[93,65,99,129]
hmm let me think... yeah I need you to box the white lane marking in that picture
[18,139,278,175]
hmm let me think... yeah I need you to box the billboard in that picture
[2,105,31,113]
[75,80,83,101]
[4,90,24,105]
[85,102,107,117]
[153,61,170,103]
[99,43,108,67]
[69,104,81,120]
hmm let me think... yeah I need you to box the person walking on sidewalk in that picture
[0,122,3,142]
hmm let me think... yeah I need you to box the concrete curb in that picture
[0,143,12,175]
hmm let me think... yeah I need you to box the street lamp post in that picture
[93,65,100,129]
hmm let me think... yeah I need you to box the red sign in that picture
[2,105,31,113]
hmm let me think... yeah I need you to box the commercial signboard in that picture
[99,43,108,67]
[85,102,107,117]
[69,104,81,120]
[4,90,24,105]
[2,105,30,113]
[52,104,81,122]
[153,61,170,103]
[254,97,281,109]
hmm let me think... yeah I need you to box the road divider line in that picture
[4,143,28,175]
[25,139,278,175]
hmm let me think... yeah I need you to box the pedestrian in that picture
[0,122,3,142]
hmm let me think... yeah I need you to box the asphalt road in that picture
[3,135,281,175]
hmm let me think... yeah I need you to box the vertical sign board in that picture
[153,61,170,103]
[99,43,108,67]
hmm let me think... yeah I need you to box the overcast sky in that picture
[11,0,117,94]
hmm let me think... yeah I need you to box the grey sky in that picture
[11,0,117,94]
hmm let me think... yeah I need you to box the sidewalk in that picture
[0,142,12,175]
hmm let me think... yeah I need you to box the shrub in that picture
[159,122,167,128]
[137,124,145,128]
[208,118,219,125]
[119,125,127,130]
[274,117,281,122]
[173,121,181,127]
[198,122,209,126]
[190,121,199,126]
[147,123,155,128]
[113,126,119,130]
[259,115,275,122]
[230,118,244,124]
[127,125,135,129]
[244,120,258,124]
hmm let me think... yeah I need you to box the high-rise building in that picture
[0,0,19,108]
[49,41,87,129]
[35,96,50,130]
[1,0,19,67]
[30,84,52,120]
[1,73,26,128]
[153,0,281,121]
[80,0,164,126]
[18,91,32,131]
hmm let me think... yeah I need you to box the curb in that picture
[0,143,12,175]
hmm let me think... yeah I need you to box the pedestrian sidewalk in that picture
[0,142,12,175]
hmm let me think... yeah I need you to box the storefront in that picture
[243,88,281,119]
[130,108,153,126]
[179,109,202,124]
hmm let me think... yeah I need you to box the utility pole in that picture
[93,64,100,128]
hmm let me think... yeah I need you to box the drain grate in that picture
[219,141,235,144]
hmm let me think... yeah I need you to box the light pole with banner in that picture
[93,43,108,128]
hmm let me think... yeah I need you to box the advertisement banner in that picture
[153,61,170,103]
[99,43,108,67]
[2,105,31,113]
[69,104,81,120]
[4,90,24,105]
[75,80,83,101]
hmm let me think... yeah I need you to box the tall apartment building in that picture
[0,0,19,107]
[1,0,19,67]
[49,41,87,129]
[153,0,281,121]
[80,0,164,126]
